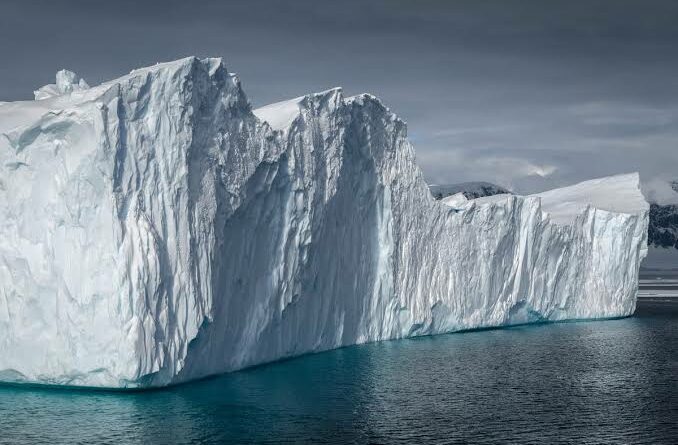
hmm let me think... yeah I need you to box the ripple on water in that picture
[1,299,677,444]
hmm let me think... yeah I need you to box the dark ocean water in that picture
[1,299,677,444]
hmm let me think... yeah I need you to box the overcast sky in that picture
[1,0,677,199]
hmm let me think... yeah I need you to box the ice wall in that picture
[0,58,648,388]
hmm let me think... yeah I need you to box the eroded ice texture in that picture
[0,57,648,388]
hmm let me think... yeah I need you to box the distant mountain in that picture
[429,181,510,201]
[648,203,678,249]
[645,180,678,250]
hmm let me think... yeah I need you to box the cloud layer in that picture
[1,0,676,196]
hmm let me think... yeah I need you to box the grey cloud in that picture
[0,0,676,197]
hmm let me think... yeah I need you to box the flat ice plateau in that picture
[0,58,648,388]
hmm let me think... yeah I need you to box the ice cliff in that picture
[0,57,648,388]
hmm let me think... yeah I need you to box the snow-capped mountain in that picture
[429,181,510,200]
[0,57,649,388]
[648,204,678,249]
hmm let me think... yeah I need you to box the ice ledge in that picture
[253,88,402,133]
[531,173,648,224]
[253,88,343,131]
[443,173,648,225]
[253,95,306,131]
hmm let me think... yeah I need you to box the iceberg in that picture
[0,57,648,388]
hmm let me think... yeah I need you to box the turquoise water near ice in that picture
[1,299,677,444]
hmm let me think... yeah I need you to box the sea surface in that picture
[1,298,677,444]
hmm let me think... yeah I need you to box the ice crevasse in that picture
[0,57,648,388]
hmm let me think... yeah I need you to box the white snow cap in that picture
[253,88,343,132]
[531,173,648,224]
[33,69,89,100]
[253,95,304,131]
[442,173,649,225]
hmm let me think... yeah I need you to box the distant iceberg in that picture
[0,57,648,388]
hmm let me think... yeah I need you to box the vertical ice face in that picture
[0,58,648,388]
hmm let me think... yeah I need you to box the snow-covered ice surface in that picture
[0,57,649,388]
[440,192,469,209]
[530,174,649,225]
[252,96,303,131]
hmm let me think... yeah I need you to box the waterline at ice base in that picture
[0,57,648,388]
